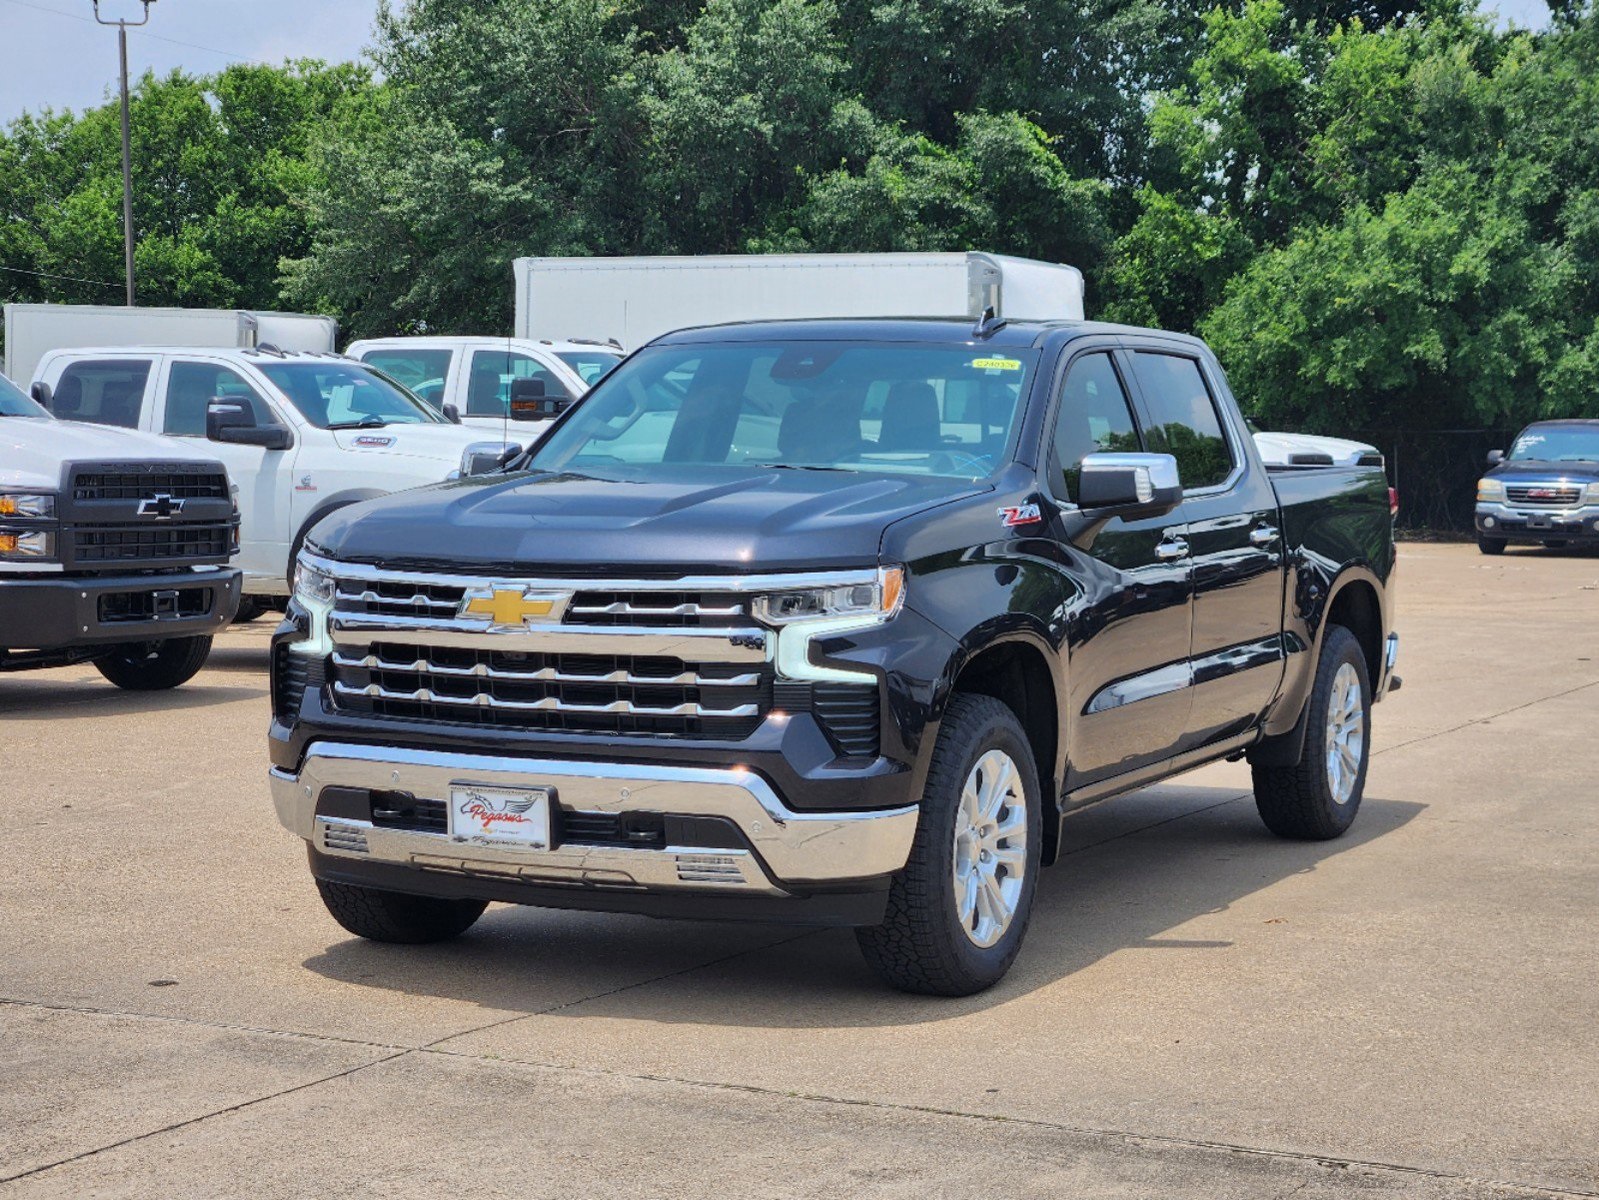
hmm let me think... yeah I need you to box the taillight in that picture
[1388,486,1399,517]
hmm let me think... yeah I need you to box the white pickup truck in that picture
[1,371,241,688]
[30,348,512,614]
[346,337,622,440]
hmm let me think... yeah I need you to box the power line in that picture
[0,264,124,289]
[0,0,264,64]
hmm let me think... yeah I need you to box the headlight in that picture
[0,530,54,559]
[1477,478,1505,503]
[753,567,905,626]
[292,555,336,605]
[0,492,56,518]
[1585,482,1599,503]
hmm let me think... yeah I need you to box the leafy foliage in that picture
[3,0,1599,526]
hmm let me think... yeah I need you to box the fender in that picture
[1251,561,1389,765]
[288,489,390,586]
[926,621,1069,865]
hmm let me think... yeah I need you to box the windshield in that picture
[555,349,623,387]
[0,373,49,417]
[257,361,444,429]
[531,341,1038,480]
[1509,425,1599,463]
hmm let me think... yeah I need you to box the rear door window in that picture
[1128,352,1235,490]
[161,361,276,437]
[49,359,152,428]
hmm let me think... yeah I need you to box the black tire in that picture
[1251,624,1370,841]
[93,636,213,691]
[315,879,488,944]
[1477,535,1507,555]
[856,693,1042,996]
[232,596,270,624]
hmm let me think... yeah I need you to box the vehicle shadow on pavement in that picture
[199,646,273,672]
[301,785,1424,1023]
[0,681,264,717]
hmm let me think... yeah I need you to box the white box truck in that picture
[3,303,337,388]
[513,252,1086,349]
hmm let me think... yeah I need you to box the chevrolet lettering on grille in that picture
[456,585,569,628]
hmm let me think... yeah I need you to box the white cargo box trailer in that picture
[513,252,1085,350]
[2,303,337,387]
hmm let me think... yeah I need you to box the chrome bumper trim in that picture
[271,742,919,890]
[1476,501,1599,522]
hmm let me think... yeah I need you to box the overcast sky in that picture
[0,0,1557,125]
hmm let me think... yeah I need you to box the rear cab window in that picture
[48,359,153,429]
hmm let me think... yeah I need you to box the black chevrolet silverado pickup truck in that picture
[268,318,1398,995]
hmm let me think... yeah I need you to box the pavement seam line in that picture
[0,1048,415,1187]
[407,1046,1599,1200]
[0,995,410,1055]
[0,930,817,1186]
[1373,678,1599,758]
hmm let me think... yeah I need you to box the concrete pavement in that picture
[1,542,1595,1197]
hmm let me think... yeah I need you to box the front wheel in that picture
[1477,535,1507,555]
[93,636,213,690]
[856,693,1042,996]
[316,879,488,943]
[1251,624,1370,840]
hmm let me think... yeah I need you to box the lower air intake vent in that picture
[811,684,881,759]
[675,853,745,885]
[321,821,370,855]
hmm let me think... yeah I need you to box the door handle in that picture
[1154,537,1190,561]
[1249,525,1280,547]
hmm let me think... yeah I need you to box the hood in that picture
[1486,458,1599,484]
[1,416,224,490]
[329,422,517,461]
[310,466,988,574]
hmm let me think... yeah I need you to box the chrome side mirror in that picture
[1078,452,1183,518]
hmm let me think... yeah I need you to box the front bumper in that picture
[1476,502,1599,542]
[0,567,241,650]
[272,741,919,917]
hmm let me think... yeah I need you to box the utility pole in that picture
[92,0,155,306]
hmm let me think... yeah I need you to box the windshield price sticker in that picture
[971,357,1022,372]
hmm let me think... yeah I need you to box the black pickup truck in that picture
[268,318,1398,995]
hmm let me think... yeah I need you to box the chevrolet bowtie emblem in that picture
[458,586,566,627]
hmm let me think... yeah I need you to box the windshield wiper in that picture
[328,417,391,430]
[760,463,853,472]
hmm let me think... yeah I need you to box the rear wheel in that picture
[315,879,488,944]
[1477,535,1507,555]
[1251,624,1370,840]
[93,636,213,690]
[856,693,1041,996]
[232,596,271,624]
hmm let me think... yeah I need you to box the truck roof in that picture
[41,346,351,364]
[649,316,1207,352]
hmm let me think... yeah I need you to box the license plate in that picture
[448,784,552,849]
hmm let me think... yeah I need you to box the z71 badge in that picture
[998,503,1042,528]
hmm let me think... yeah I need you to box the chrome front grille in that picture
[566,592,746,627]
[1505,484,1584,508]
[327,642,769,738]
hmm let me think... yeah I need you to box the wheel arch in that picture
[940,632,1065,866]
[287,488,389,586]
